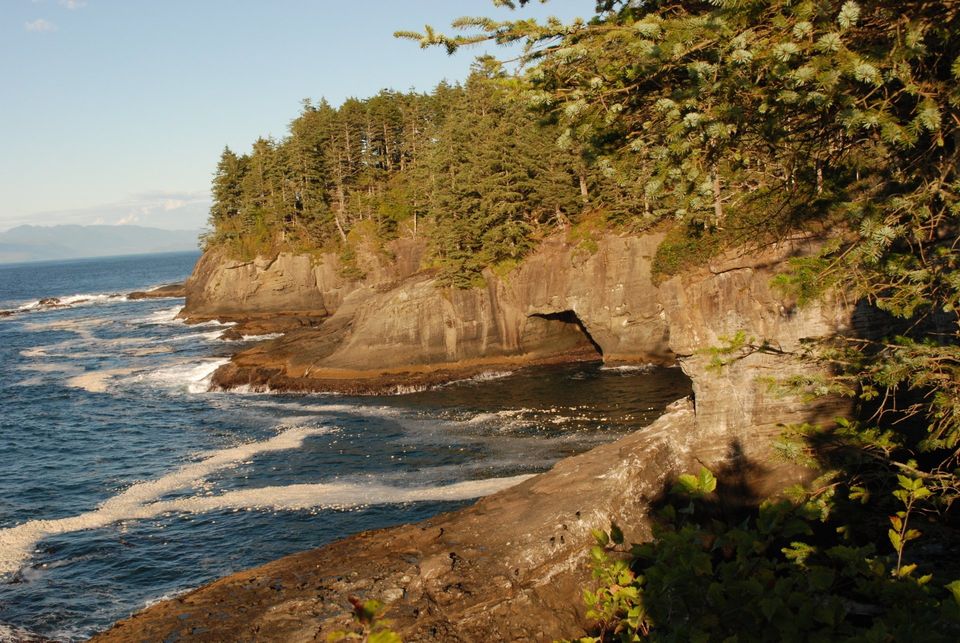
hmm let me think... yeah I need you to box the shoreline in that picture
[90,400,711,642]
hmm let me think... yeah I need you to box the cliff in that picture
[98,232,856,640]
[198,234,673,393]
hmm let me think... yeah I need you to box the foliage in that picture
[403,1,960,640]
[567,468,960,643]
[204,70,593,282]
[327,596,402,643]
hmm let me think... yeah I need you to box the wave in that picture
[15,293,128,312]
[0,622,48,643]
[155,330,225,344]
[599,363,656,373]
[138,358,230,393]
[0,426,531,577]
[137,305,185,326]
[0,426,330,576]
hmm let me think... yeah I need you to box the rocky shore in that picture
[97,231,860,640]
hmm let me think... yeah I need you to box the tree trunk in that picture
[711,164,724,223]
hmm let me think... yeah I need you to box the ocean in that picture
[0,251,690,641]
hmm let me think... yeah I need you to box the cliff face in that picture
[181,238,426,329]
[190,231,854,438]
[659,241,853,446]
[206,234,674,393]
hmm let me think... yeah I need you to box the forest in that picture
[205,62,615,287]
[210,0,960,639]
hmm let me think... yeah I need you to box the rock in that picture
[206,234,673,394]
[659,238,855,443]
[37,297,62,308]
[101,232,863,641]
[180,239,426,322]
[127,283,186,300]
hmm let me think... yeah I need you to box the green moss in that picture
[650,222,723,284]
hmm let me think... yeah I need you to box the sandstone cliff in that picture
[203,234,673,394]
[99,232,856,640]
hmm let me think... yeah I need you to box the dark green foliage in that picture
[205,73,585,279]
[572,469,960,642]
[403,1,960,640]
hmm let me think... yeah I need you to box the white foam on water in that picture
[156,330,225,344]
[142,475,533,514]
[127,346,174,357]
[137,305,185,325]
[138,358,230,393]
[246,400,404,419]
[66,368,138,394]
[192,318,237,328]
[141,587,193,610]
[0,426,329,576]
[240,333,284,341]
[599,364,655,373]
[446,370,515,386]
[0,622,47,642]
[15,293,127,312]
[386,383,431,395]
[462,408,531,426]
[16,363,81,374]
[0,426,531,577]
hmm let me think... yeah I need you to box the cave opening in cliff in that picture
[528,310,604,358]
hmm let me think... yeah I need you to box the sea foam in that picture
[0,426,328,575]
[0,426,531,576]
[139,358,230,393]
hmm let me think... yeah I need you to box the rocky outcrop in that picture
[100,232,858,640]
[127,283,185,300]
[210,234,673,393]
[97,399,810,642]
[659,240,853,443]
[181,239,425,322]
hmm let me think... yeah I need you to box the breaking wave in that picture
[0,425,531,576]
[0,426,330,575]
[137,358,230,393]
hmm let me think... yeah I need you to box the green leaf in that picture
[946,580,960,606]
[888,529,902,551]
[610,522,625,545]
[674,473,700,495]
[592,529,610,547]
[697,468,718,493]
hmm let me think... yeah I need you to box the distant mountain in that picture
[0,225,202,263]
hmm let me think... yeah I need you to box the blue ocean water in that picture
[0,252,690,641]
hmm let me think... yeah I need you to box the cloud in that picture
[25,18,57,32]
[2,190,211,232]
[59,0,87,9]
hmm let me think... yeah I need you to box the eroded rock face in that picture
[207,234,674,393]
[181,239,426,323]
[659,240,854,443]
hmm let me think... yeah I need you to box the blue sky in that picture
[1,0,588,232]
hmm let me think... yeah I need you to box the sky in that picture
[0,0,589,233]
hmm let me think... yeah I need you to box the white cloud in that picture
[2,190,211,232]
[25,18,57,32]
[59,0,87,9]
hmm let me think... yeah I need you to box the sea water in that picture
[0,251,691,641]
